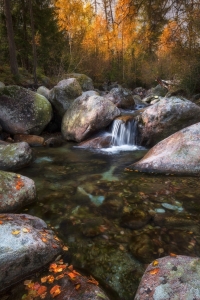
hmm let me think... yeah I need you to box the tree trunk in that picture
[29,0,37,85]
[4,0,19,77]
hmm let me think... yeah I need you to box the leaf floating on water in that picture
[170,253,177,257]
[152,260,159,266]
[50,285,61,298]
[149,268,160,275]
[12,230,20,235]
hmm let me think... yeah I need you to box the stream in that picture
[16,139,200,299]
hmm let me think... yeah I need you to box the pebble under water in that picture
[16,142,200,299]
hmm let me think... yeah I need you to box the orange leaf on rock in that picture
[42,238,47,243]
[152,260,159,266]
[41,276,48,283]
[47,275,55,284]
[62,246,68,251]
[75,284,81,290]
[23,228,30,233]
[0,221,3,225]
[170,253,177,257]
[37,285,47,295]
[15,180,24,190]
[87,276,99,285]
[67,272,76,280]
[149,268,160,275]
[50,285,61,298]
[55,274,64,280]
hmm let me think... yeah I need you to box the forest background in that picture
[1,0,200,94]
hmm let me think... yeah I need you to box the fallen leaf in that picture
[24,280,32,286]
[68,265,73,271]
[62,246,69,251]
[0,221,3,225]
[55,274,64,280]
[37,285,47,295]
[87,276,99,285]
[50,285,61,298]
[15,180,24,190]
[170,253,177,257]
[52,244,58,249]
[47,275,55,284]
[12,230,20,235]
[75,284,81,290]
[67,272,76,279]
[23,228,30,233]
[149,268,160,275]
[152,260,159,266]
[42,238,47,243]
[41,276,48,283]
[72,270,81,276]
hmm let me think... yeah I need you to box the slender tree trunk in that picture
[4,0,19,77]
[22,0,29,70]
[29,0,37,85]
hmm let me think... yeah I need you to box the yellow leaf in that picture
[152,260,159,266]
[12,230,20,235]
[23,228,30,233]
[149,268,160,275]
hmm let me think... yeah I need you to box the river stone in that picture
[0,171,36,213]
[78,134,112,149]
[65,73,94,91]
[138,97,200,146]
[128,122,200,176]
[120,209,151,229]
[134,255,200,300]
[36,85,50,100]
[0,142,32,171]
[105,86,135,109]
[0,85,52,135]
[14,134,44,147]
[0,214,62,292]
[61,94,120,142]
[49,78,82,118]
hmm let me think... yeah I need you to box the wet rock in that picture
[100,198,124,218]
[81,217,108,237]
[0,142,32,171]
[120,210,151,229]
[138,97,200,146]
[49,78,82,118]
[61,94,120,142]
[79,134,112,149]
[0,214,62,292]
[128,122,200,176]
[36,85,50,100]
[65,73,94,91]
[153,213,199,230]
[129,234,158,263]
[105,87,135,109]
[44,136,65,147]
[0,171,36,213]
[135,255,200,300]
[0,85,52,135]
[14,134,44,147]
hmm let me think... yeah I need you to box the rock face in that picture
[138,97,200,146]
[105,87,135,109]
[61,94,120,142]
[128,122,200,176]
[0,214,62,292]
[0,142,32,171]
[0,171,36,213]
[134,255,200,300]
[65,73,94,91]
[0,86,52,135]
[49,78,82,118]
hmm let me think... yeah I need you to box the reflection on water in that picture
[19,143,200,299]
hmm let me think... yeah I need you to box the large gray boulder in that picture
[0,171,36,212]
[36,85,50,100]
[138,97,200,146]
[105,86,135,109]
[0,142,32,171]
[0,214,62,292]
[65,73,94,91]
[61,94,120,142]
[135,255,200,300]
[0,86,52,135]
[128,122,200,176]
[49,78,82,118]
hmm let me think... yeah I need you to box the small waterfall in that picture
[111,118,138,146]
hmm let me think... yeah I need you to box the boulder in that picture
[61,94,120,142]
[135,255,200,300]
[128,122,200,176]
[36,86,50,100]
[0,86,52,135]
[78,134,112,149]
[105,87,135,109]
[0,171,36,213]
[0,142,32,171]
[0,214,62,292]
[14,134,44,147]
[49,78,82,118]
[138,97,200,146]
[0,81,5,88]
[65,73,94,91]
